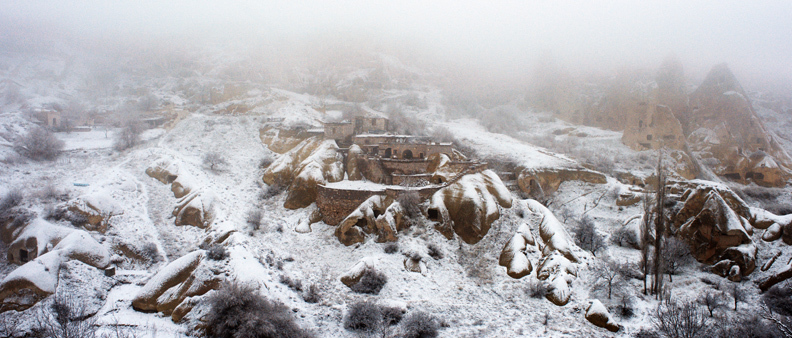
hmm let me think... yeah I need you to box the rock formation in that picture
[517,167,606,200]
[132,249,225,322]
[262,137,344,209]
[585,299,620,332]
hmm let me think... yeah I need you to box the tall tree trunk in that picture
[652,152,666,299]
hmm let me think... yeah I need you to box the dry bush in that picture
[114,119,143,151]
[573,216,605,256]
[343,300,403,335]
[652,299,709,338]
[207,245,228,261]
[427,243,443,260]
[203,282,311,338]
[15,127,64,161]
[399,311,440,338]
[302,284,321,304]
[246,209,263,230]
[383,242,399,254]
[0,189,23,218]
[33,293,98,338]
[350,267,387,295]
[279,274,303,292]
[203,152,228,172]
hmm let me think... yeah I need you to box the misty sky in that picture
[2,1,791,88]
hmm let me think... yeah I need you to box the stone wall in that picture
[324,122,355,142]
[316,185,385,226]
[376,142,453,160]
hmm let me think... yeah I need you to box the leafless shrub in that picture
[140,243,160,263]
[0,189,23,218]
[400,311,439,338]
[350,267,387,295]
[258,156,274,169]
[712,314,782,338]
[15,127,64,160]
[427,243,443,260]
[113,119,143,151]
[34,293,98,338]
[397,191,421,220]
[383,242,399,254]
[343,300,403,335]
[206,245,228,261]
[302,284,321,304]
[593,258,622,299]
[260,182,286,200]
[279,274,303,292]
[0,153,25,165]
[526,280,547,299]
[616,294,635,318]
[204,282,311,338]
[652,299,709,338]
[246,209,262,230]
[763,281,792,316]
[203,152,228,172]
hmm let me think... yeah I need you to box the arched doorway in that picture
[384,148,392,158]
[403,149,413,159]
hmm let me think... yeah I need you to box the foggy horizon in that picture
[2,1,792,92]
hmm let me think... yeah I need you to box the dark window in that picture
[427,209,439,221]
[20,249,28,263]
[403,150,413,159]
[646,134,653,141]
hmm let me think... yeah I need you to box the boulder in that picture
[762,223,782,242]
[498,223,536,279]
[524,200,578,263]
[671,182,751,231]
[339,258,376,287]
[615,186,642,207]
[7,218,72,265]
[432,170,512,244]
[132,250,223,321]
[403,257,425,274]
[373,202,405,243]
[536,252,578,306]
[678,191,752,268]
[172,191,215,228]
[585,299,620,332]
[259,127,309,154]
[146,158,180,184]
[67,190,123,233]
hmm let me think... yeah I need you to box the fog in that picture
[2,0,792,93]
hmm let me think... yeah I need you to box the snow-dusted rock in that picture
[145,158,180,184]
[172,190,215,228]
[763,223,783,242]
[585,299,620,332]
[432,170,512,244]
[7,218,72,264]
[340,257,376,287]
[525,199,579,263]
[132,250,224,321]
[403,257,426,274]
[259,126,309,154]
[0,251,62,312]
[262,137,344,209]
[336,195,392,246]
[499,223,536,279]
[67,190,124,233]
[536,252,578,306]
[517,167,606,200]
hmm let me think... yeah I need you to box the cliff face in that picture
[686,64,792,186]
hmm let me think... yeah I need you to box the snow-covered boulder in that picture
[67,190,123,233]
[172,190,215,228]
[146,158,180,184]
[498,223,536,279]
[170,173,197,199]
[403,256,426,274]
[259,126,309,154]
[262,137,344,209]
[339,257,377,287]
[431,170,512,244]
[132,250,224,321]
[517,167,606,200]
[536,252,578,306]
[525,199,579,263]
[750,207,792,244]
[7,218,72,264]
[0,251,61,312]
[678,190,755,276]
[585,299,620,332]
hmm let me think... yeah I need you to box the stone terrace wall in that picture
[316,186,385,225]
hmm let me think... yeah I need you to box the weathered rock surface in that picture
[431,170,512,244]
[132,250,224,321]
[173,190,215,228]
[536,252,578,306]
[335,195,398,246]
[346,144,364,181]
[262,137,344,209]
[498,223,536,279]
[146,158,180,184]
[67,191,123,233]
[259,126,311,154]
[585,299,620,332]
[339,257,376,287]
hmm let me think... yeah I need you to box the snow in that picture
[134,250,205,305]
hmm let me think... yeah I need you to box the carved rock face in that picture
[436,170,512,244]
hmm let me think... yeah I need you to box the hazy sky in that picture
[2,1,791,88]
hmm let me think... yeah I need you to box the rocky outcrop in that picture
[430,170,512,244]
[173,191,215,229]
[66,191,123,233]
[262,137,344,209]
[132,250,224,321]
[335,195,393,246]
[346,144,364,181]
[517,167,606,200]
[499,199,583,306]
[498,223,536,279]
[339,257,377,287]
[585,299,620,332]
[687,64,792,187]
[671,183,757,278]
[146,158,180,184]
[0,220,111,313]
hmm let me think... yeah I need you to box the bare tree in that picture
[35,294,98,338]
[652,152,667,298]
[593,258,622,299]
[114,117,144,151]
[641,193,653,295]
[698,291,727,317]
[573,216,605,256]
[15,126,65,161]
[662,237,692,282]
[203,152,228,172]
[653,299,709,338]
